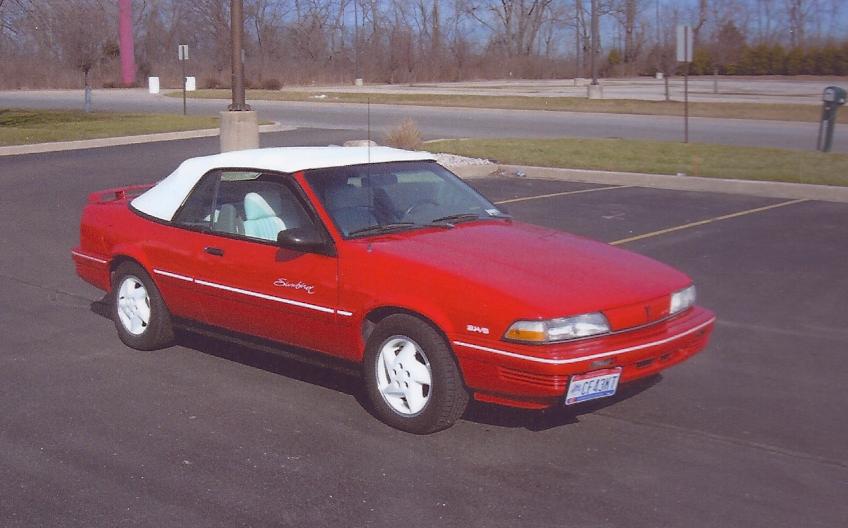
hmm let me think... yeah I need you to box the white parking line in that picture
[610,199,809,245]
[494,185,633,205]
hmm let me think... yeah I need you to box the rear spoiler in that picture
[87,184,154,204]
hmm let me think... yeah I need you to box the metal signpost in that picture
[676,25,693,143]
[178,44,189,115]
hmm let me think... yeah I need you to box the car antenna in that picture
[367,96,371,163]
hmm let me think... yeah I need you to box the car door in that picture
[192,170,342,355]
[149,172,226,322]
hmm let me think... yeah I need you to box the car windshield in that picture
[304,161,507,238]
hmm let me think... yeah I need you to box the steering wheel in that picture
[403,199,439,219]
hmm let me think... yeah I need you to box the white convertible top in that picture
[131,146,437,221]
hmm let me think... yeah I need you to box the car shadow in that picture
[91,299,664,433]
[462,374,662,432]
[91,298,365,400]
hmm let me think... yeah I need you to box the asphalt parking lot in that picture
[1,132,846,527]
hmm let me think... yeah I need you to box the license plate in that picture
[565,368,622,405]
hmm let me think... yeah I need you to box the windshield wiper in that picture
[431,212,512,225]
[348,222,418,237]
[430,213,482,225]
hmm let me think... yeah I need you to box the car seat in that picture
[243,192,286,241]
[325,184,378,235]
[213,203,244,235]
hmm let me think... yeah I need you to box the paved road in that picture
[285,77,834,104]
[2,89,844,152]
[1,134,845,527]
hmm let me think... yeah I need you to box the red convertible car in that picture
[72,146,714,433]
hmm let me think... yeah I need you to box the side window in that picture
[172,173,218,229]
[213,174,313,242]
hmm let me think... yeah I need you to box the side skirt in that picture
[173,318,361,377]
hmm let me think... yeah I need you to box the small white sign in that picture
[676,25,693,63]
[148,76,160,94]
[178,44,189,61]
[185,76,196,92]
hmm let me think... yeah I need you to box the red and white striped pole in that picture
[118,0,136,87]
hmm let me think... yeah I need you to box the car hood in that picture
[366,221,691,319]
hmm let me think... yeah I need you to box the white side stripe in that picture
[194,279,337,314]
[453,317,715,365]
[154,268,354,317]
[153,269,194,282]
[71,250,108,264]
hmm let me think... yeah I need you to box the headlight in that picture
[504,312,610,344]
[670,285,697,315]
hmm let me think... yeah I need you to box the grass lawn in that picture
[0,109,220,146]
[427,138,848,187]
[176,89,843,124]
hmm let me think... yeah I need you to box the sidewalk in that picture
[449,164,848,203]
[0,122,291,157]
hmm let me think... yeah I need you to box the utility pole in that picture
[220,0,258,152]
[353,0,362,85]
[590,0,599,85]
[588,0,602,98]
[229,0,250,111]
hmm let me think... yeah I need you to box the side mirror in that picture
[277,226,334,255]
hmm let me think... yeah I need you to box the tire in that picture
[363,314,469,434]
[111,261,175,351]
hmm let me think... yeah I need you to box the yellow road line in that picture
[495,185,633,205]
[610,198,809,246]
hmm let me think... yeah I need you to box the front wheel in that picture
[363,314,468,434]
[111,261,175,351]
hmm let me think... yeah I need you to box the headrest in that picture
[325,184,370,210]
[244,191,281,220]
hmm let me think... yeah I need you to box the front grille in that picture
[635,358,655,369]
[499,367,568,390]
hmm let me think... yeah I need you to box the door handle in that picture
[204,246,225,256]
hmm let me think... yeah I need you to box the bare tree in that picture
[24,0,116,107]
[246,0,291,84]
[465,0,555,58]
[692,0,708,47]
[2,0,846,90]
[785,0,811,48]
[609,0,640,75]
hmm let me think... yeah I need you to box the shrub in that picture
[202,76,227,89]
[261,78,282,90]
[690,49,712,75]
[384,118,423,150]
[785,48,805,75]
[607,48,622,67]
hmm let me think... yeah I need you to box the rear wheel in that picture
[364,314,468,434]
[112,262,174,350]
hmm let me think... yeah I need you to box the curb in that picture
[0,122,293,157]
[451,164,848,204]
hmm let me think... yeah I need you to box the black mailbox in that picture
[817,86,846,152]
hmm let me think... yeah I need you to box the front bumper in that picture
[452,306,715,409]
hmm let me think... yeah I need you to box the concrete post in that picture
[220,111,259,152]
[587,84,603,99]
